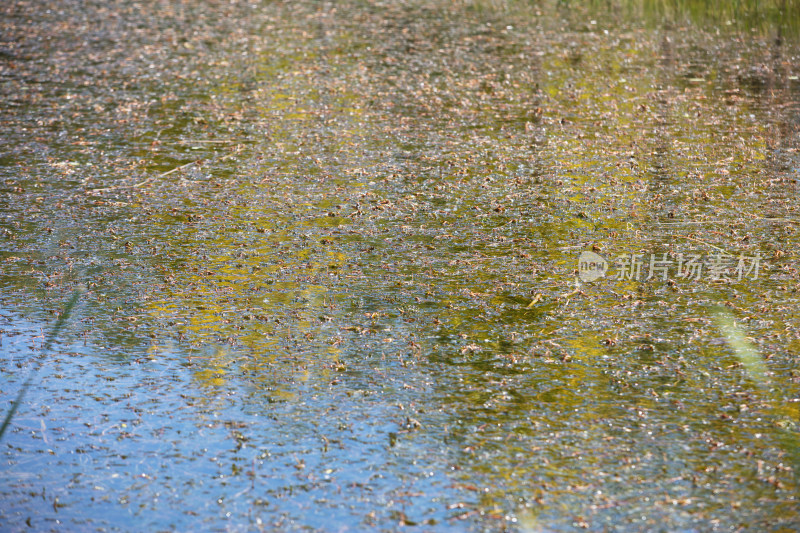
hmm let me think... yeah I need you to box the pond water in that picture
[1,0,799,531]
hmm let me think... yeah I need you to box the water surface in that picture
[1,0,799,531]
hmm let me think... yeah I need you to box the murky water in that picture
[1,0,799,531]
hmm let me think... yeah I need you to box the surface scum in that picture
[0,0,799,531]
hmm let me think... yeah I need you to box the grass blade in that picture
[0,290,81,442]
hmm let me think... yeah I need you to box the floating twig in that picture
[88,145,242,193]
[680,235,728,254]
[177,139,236,144]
